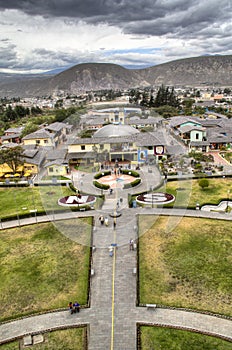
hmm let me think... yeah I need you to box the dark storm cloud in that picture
[0,41,18,68]
[0,0,231,39]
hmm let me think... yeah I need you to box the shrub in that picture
[198,178,209,190]
[69,183,77,192]
[93,181,110,190]
[121,169,140,177]
[94,171,111,179]
[123,178,141,189]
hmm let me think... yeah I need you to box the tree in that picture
[182,99,195,115]
[154,85,179,108]
[140,91,150,107]
[3,106,17,122]
[198,178,209,190]
[31,106,42,115]
[153,105,179,118]
[0,146,24,174]
[14,105,29,118]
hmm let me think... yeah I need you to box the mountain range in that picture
[0,55,232,98]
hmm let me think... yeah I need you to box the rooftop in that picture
[94,124,139,138]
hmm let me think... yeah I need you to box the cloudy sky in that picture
[0,0,231,73]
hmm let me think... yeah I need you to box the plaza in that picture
[0,165,232,349]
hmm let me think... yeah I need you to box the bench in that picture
[91,269,95,276]
[79,208,86,211]
[146,304,157,310]
[132,267,137,275]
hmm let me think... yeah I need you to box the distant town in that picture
[0,85,232,182]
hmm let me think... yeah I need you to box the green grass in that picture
[0,327,86,350]
[0,186,75,220]
[0,218,92,321]
[158,178,232,208]
[140,326,232,350]
[139,216,232,315]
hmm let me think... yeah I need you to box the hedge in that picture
[123,178,141,189]
[93,180,110,190]
[121,169,140,177]
[94,171,111,179]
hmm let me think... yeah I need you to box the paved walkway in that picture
[0,169,232,349]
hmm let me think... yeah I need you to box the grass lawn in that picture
[0,218,92,321]
[157,178,232,208]
[0,185,75,220]
[0,328,86,350]
[140,326,232,350]
[139,216,232,315]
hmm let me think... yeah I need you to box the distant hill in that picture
[0,55,232,97]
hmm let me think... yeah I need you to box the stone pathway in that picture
[0,169,232,348]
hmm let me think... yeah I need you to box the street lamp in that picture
[150,186,153,208]
[227,190,230,212]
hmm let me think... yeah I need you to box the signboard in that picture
[138,149,148,162]
[154,146,164,155]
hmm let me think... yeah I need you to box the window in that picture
[36,140,40,144]
[100,144,104,150]
[49,167,54,172]
[196,133,199,140]
[44,139,48,144]
[81,145,85,150]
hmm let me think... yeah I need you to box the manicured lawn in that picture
[0,218,92,321]
[158,178,232,208]
[139,216,232,315]
[0,328,86,350]
[140,326,232,350]
[0,185,74,220]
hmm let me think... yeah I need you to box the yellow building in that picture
[22,129,54,147]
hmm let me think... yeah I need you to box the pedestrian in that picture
[109,245,114,257]
[129,239,133,251]
[113,218,116,229]
[99,215,104,225]
[104,217,109,226]
[73,302,80,313]
[68,301,73,314]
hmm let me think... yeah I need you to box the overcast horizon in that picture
[0,0,232,74]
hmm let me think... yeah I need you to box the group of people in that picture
[68,301,80,314]
[99,215,109,226]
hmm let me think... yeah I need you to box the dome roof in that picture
[94,124,139,138]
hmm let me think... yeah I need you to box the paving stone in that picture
[33,334,44,344]
[23,335,32,346]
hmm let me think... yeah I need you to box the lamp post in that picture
[227,190,230,212]
[150,186,153,208]
[13,182,20,226]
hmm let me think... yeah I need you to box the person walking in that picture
[129,239,133,251]
[104,216,109,226]
[99,215,104,226]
